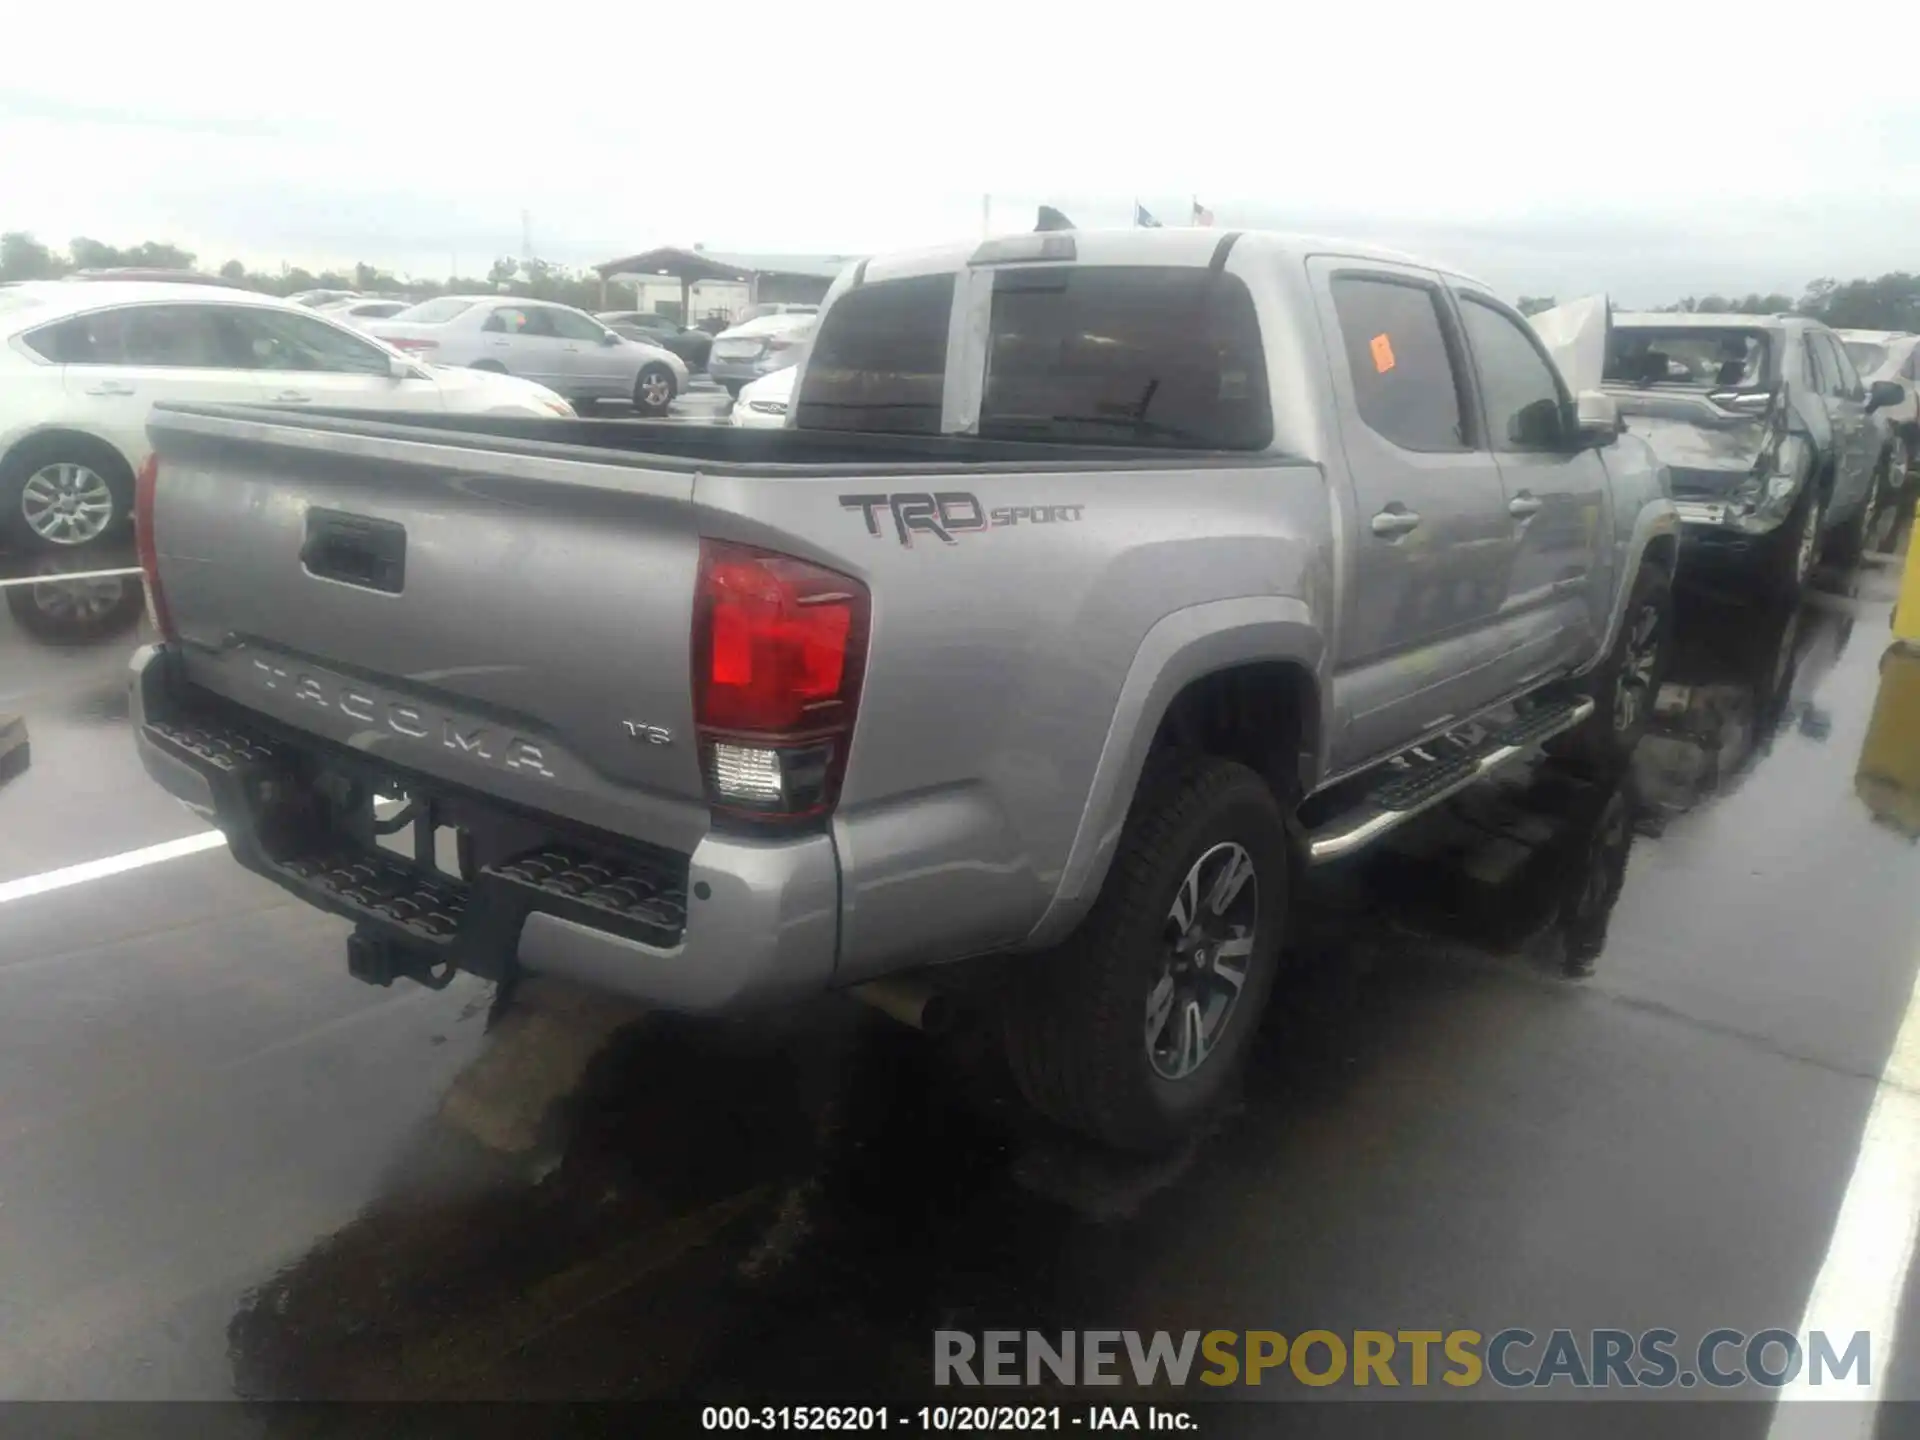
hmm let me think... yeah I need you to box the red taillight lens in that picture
[693,539,869,818]
[132,454,177,641]
[388,338,438,354]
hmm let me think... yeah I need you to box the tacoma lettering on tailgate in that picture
[251,659,556,778]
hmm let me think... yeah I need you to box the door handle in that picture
[1371,507,1422,537]
[270,390,312,404]
[83,381,135,397]
[1508,493,1544,518]
[489,339,510,347]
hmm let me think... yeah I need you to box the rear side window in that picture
[978,267,1272,450]
[794,275,953,435]
[27,305,252,367]
[1330,276,1468,452]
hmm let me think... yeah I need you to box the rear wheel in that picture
[1763,481,1823,605]
[1002,757,1289,1152]
[0,438,133,552]
[1830,455,1890,566]
[633,364,676,416]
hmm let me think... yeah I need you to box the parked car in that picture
[129,227,1678,1152]
[0,281,575,551]
[317,297,414,328]
[1835,329,1920,490]
[727,363,795,428]
[1604,312,1901,600]
[595,311,713,371]
[367,297,688,415]
[706,312,815,397]
[286,289,361,308]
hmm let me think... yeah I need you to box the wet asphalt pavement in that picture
[2,525,1920,1434]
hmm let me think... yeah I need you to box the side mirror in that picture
[600,330,624,346]
[389,355,425,381]
[1572,390,1621,448]
[1867,379,1904,412]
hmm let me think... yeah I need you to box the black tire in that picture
[633,364,677,416]
[1827,455,1888,569]
[470,360,507,374]
[1763,479,1824,606]
[1546,561,1672,774]
[0,435,135,553]
[1002,757,1289,1152]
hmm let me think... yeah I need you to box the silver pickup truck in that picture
[130,228,1678,1150]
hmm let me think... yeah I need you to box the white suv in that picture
[0,282,576,551]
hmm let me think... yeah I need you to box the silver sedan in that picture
[367,296,690,414]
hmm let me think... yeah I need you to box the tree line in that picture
[0,232,609,312]
[7,230,1920,332]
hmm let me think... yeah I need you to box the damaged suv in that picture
[1604,313,1902,600]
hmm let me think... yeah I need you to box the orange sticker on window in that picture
[1370,333,1396,373]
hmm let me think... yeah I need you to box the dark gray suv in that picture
[1605,312,1903,600]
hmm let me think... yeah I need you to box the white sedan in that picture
[0,280,574,551]
[728,365,796,428]
[367,296,689,416]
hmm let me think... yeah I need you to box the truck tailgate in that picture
[147,406,712,854]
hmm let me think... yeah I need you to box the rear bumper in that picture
[128,645,839,1011]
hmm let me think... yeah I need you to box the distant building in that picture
[593,247,859,326]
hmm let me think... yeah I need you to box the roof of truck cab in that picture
[859,228,1487,289]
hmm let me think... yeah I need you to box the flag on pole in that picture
[1192,198,1215,227]
[1134,201,1161,228]
[1035,205,1076,233]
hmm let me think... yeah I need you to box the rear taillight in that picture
[692,539,869,821]
[132,454,177,641]
[388,338,439,354]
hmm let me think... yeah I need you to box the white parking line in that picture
[1767,953,1920,1435]
[0,566,144,590]
[0,831,226,907]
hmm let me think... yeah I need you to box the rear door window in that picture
[793,274,954,435]
[977,266,1272,450]
[1329,276,1470,452]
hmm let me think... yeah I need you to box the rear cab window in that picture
[795,265,1274,450]
[979,266,1271,450]
[1605,326,1773,391]
[793,275,953,436]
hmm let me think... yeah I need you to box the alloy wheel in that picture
[21,463,115,546]
[1145,841,1259,1082]
[640,373,673,409]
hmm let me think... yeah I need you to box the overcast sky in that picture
[6,2,1920,306]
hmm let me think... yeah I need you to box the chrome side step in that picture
[1306,697,1596,864]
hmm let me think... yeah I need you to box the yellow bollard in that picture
[1857,645,1920,839]
[1896,491,1920,648]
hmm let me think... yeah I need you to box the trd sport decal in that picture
[840,492,1086,547]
